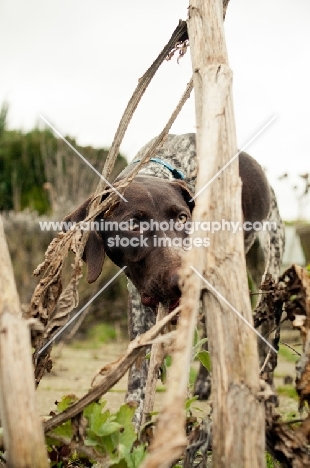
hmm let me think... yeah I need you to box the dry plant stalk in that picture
[262,264,310,465]
[0,218,48,468]
[28,21,191,384]
[142,1,265,467]
[291,265,310,407]
[100,21,188,184]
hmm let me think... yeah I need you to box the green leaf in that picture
[185,395,199,411]
[130,444,147,467]
[112,404,137,453]
[160,360,167,384]
[192,338,208,357]
[84,434,101,447]
[46,435,64,448]
[118,444,131,466]
[50,421,72,440]
[110,459,128,468]
[193,327,199,346]
[87,402,111,435]
[160,355,172,384]
[115,404,136,428]
[116,443,146,468]
[50,399,140,465]
[100,435,117,458]
[83,400,107,419]
[56,394,78,412]
[165,355,172,367]
[197,350,211,371]
[97,421,122,437]
[189,366,197,385]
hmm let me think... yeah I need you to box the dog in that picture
[63,133,285,423]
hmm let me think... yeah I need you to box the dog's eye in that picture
[178,213,188,224]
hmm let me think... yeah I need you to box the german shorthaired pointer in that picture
[64,133,285,425]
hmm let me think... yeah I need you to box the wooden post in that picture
[188,1,265,467]
[141,2,265,467]
[0,217,48,468]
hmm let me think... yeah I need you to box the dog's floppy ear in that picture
[62,197,105,284]
[82,230,106,284]
[170,180,195,212]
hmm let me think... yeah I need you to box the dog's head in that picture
[63,176,195,308]
[63,150,272,309]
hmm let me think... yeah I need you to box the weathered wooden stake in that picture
[0,217,48,468]
[142,1,266,467]
[188,1,265,467]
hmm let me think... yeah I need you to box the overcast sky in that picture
[1,0,309,220]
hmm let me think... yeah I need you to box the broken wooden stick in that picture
[0,217,48,468]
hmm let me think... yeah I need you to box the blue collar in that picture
[131,157,185,180]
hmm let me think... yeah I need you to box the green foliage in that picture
[185,395,200,412]
[277,385,298,400]
[86,323,117,347]
[47,395,79,447]
[266,452,281,467]
[192,331,211,371]
[196,350,211,372]
[57,394,80,413]
[0,102,8,137]
[46,392,207,466]
[159,334,210,387]
[160,354,172,384]
[189,366,198,385]
[0,102,127,214]
[47,396,146,467]
[0,126,51,212]
[85,402,143,467]
[159,330,210,388]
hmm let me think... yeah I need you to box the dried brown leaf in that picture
[44,258,83,338]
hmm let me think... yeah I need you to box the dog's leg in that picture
[125,281,156,429]
[260,187,285,281]
[255,189,285,385]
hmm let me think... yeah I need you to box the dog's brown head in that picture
[63,175,195,308]
[63,151,271,309]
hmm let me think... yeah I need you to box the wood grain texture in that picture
[0,217,48,467]
[140,1,263,467]
[188,1,265,467]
